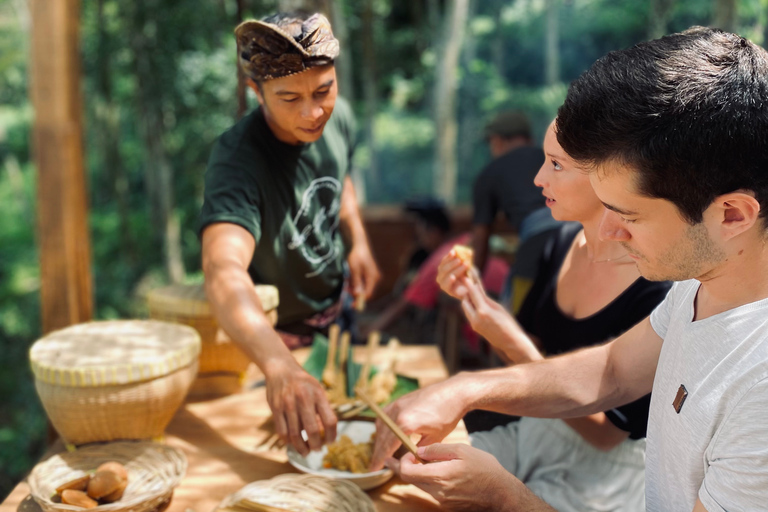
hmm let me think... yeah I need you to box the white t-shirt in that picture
[647,280,768,511]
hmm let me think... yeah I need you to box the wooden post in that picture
[29,0,93,335]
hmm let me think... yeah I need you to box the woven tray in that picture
[28,441,187,512]
[30,320,201,446]
[215,474,375,512]
[147,284,278,375]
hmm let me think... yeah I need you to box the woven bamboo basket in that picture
[215,474,375,512]
[146,283,279,376]
[30,320,201,446]
[28,441,186,512]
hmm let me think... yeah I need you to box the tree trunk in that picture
[648,0,676,39]
[711,0,737,32]
[236,0,248,119]
[96,0,134,262]
[764,2,768,49]
[360,0,378,201]
[457,0,478,189]
[545,0,560,85]
[491,0,506,78]
[29,0,94,333]
[433,0,469,205]
[127,0,185,283]
[327,0,353,101]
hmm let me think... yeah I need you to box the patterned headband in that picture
[235,12,339,82]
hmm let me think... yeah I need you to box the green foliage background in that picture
[1,0,767,498]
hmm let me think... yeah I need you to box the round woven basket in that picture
[215,474,375,512]
[30,320,201,446]
[147,284,278,375]
[28,441,186,512]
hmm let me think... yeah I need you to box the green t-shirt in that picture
[199,98,356,327]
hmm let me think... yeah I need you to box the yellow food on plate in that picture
[322,434,373,474]
[453,244,474,266]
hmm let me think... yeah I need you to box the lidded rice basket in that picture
[146,283,278,395]
[30,320,200,446]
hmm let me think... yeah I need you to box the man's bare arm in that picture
[201,223,337,455]
[372,317,662,469]
[202,223,293,370]
[468,317,662,419]
[338,176,380,299]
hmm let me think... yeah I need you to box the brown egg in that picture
[86,470,123,499]
[100,478,128,503]
[96,461,128,481]
[61,489,98,509]
[55,474,91,495]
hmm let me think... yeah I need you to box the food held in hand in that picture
[453,244,474,267]
[323,434,373,474]
[61,489,98,509]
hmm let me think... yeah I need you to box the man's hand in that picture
[263,358,337,457]
[370,377,470,471]
[388,444,555,511]
[347,242,381,301]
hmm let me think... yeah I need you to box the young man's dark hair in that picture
[556,26,768,225]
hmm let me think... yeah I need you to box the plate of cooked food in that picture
[286,420,393,491]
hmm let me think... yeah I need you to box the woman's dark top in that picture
[517,223,672,439]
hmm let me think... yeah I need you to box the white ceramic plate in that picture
[287,420,394,491]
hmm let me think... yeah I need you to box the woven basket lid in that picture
[146,283,279,316]
[30,320,201,387]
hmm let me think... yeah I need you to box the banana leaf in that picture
[303,333,419,416]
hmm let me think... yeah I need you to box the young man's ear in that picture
[246,78,265,106]
[716,191,761,241]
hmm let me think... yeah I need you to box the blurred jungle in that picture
[1,0,767,497]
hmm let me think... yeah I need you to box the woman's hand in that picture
[436,249,473,300]
[461,274,543,364]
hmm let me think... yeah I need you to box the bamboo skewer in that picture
[322,324,340,388]
[355,331,381,392]
[337,331,351,398]
[355,389,423,463]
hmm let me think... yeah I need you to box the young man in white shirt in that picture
[370,26,768,512]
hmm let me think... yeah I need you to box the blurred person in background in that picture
[471,111,561,313]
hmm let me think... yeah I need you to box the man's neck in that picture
[492,138,529,158]
[694,235,768,320]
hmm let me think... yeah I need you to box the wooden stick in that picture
[337,331,351,398]
[339,402,369,420]
[355,389,423,463]
[354,294,366,311]
[356,331,381,392]
[322,324,340,388]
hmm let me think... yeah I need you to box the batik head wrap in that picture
[235,12,339,82]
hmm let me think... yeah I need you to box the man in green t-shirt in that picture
[199,12,380,456]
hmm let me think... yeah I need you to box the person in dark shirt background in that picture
[471,111,561,313]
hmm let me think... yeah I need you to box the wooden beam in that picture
[29,0,93,334]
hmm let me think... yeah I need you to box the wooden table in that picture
[2,345,467,512]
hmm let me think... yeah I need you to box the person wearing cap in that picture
[199,12,380,456]
[472,111,561,314]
